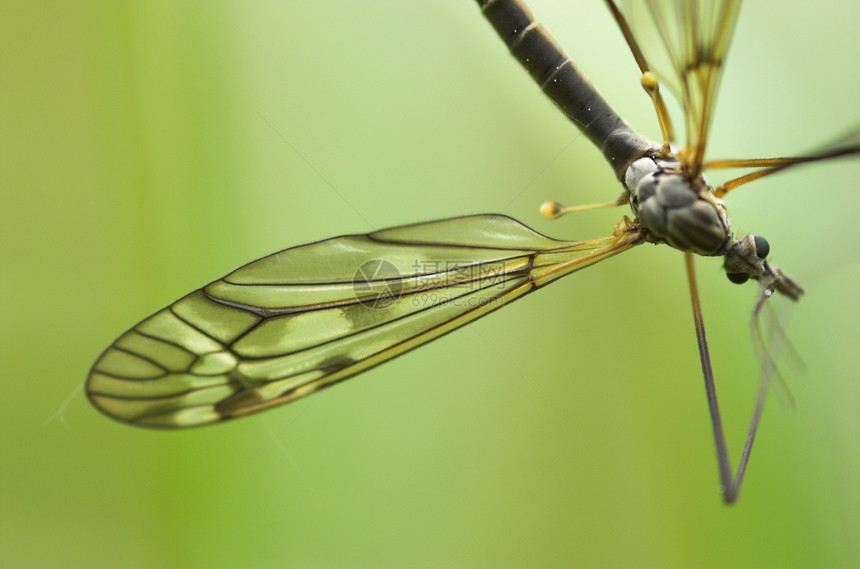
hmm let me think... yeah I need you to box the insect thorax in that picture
[624,156,732,256]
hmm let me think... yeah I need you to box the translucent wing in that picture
[87,214,644,428]
[621,0,741,174]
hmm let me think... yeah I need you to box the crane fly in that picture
[86,0,859,504]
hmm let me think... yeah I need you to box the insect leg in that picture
[685,252,766,504]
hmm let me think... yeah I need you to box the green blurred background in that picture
[1,1,858,567]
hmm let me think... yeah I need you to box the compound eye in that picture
[753,235,770,259]
[727,272,749,285]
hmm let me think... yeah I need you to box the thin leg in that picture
[684,252,768,504]
[708,142,860,197]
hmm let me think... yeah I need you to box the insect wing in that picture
[621,0,741,172]
[87,214,639,428]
